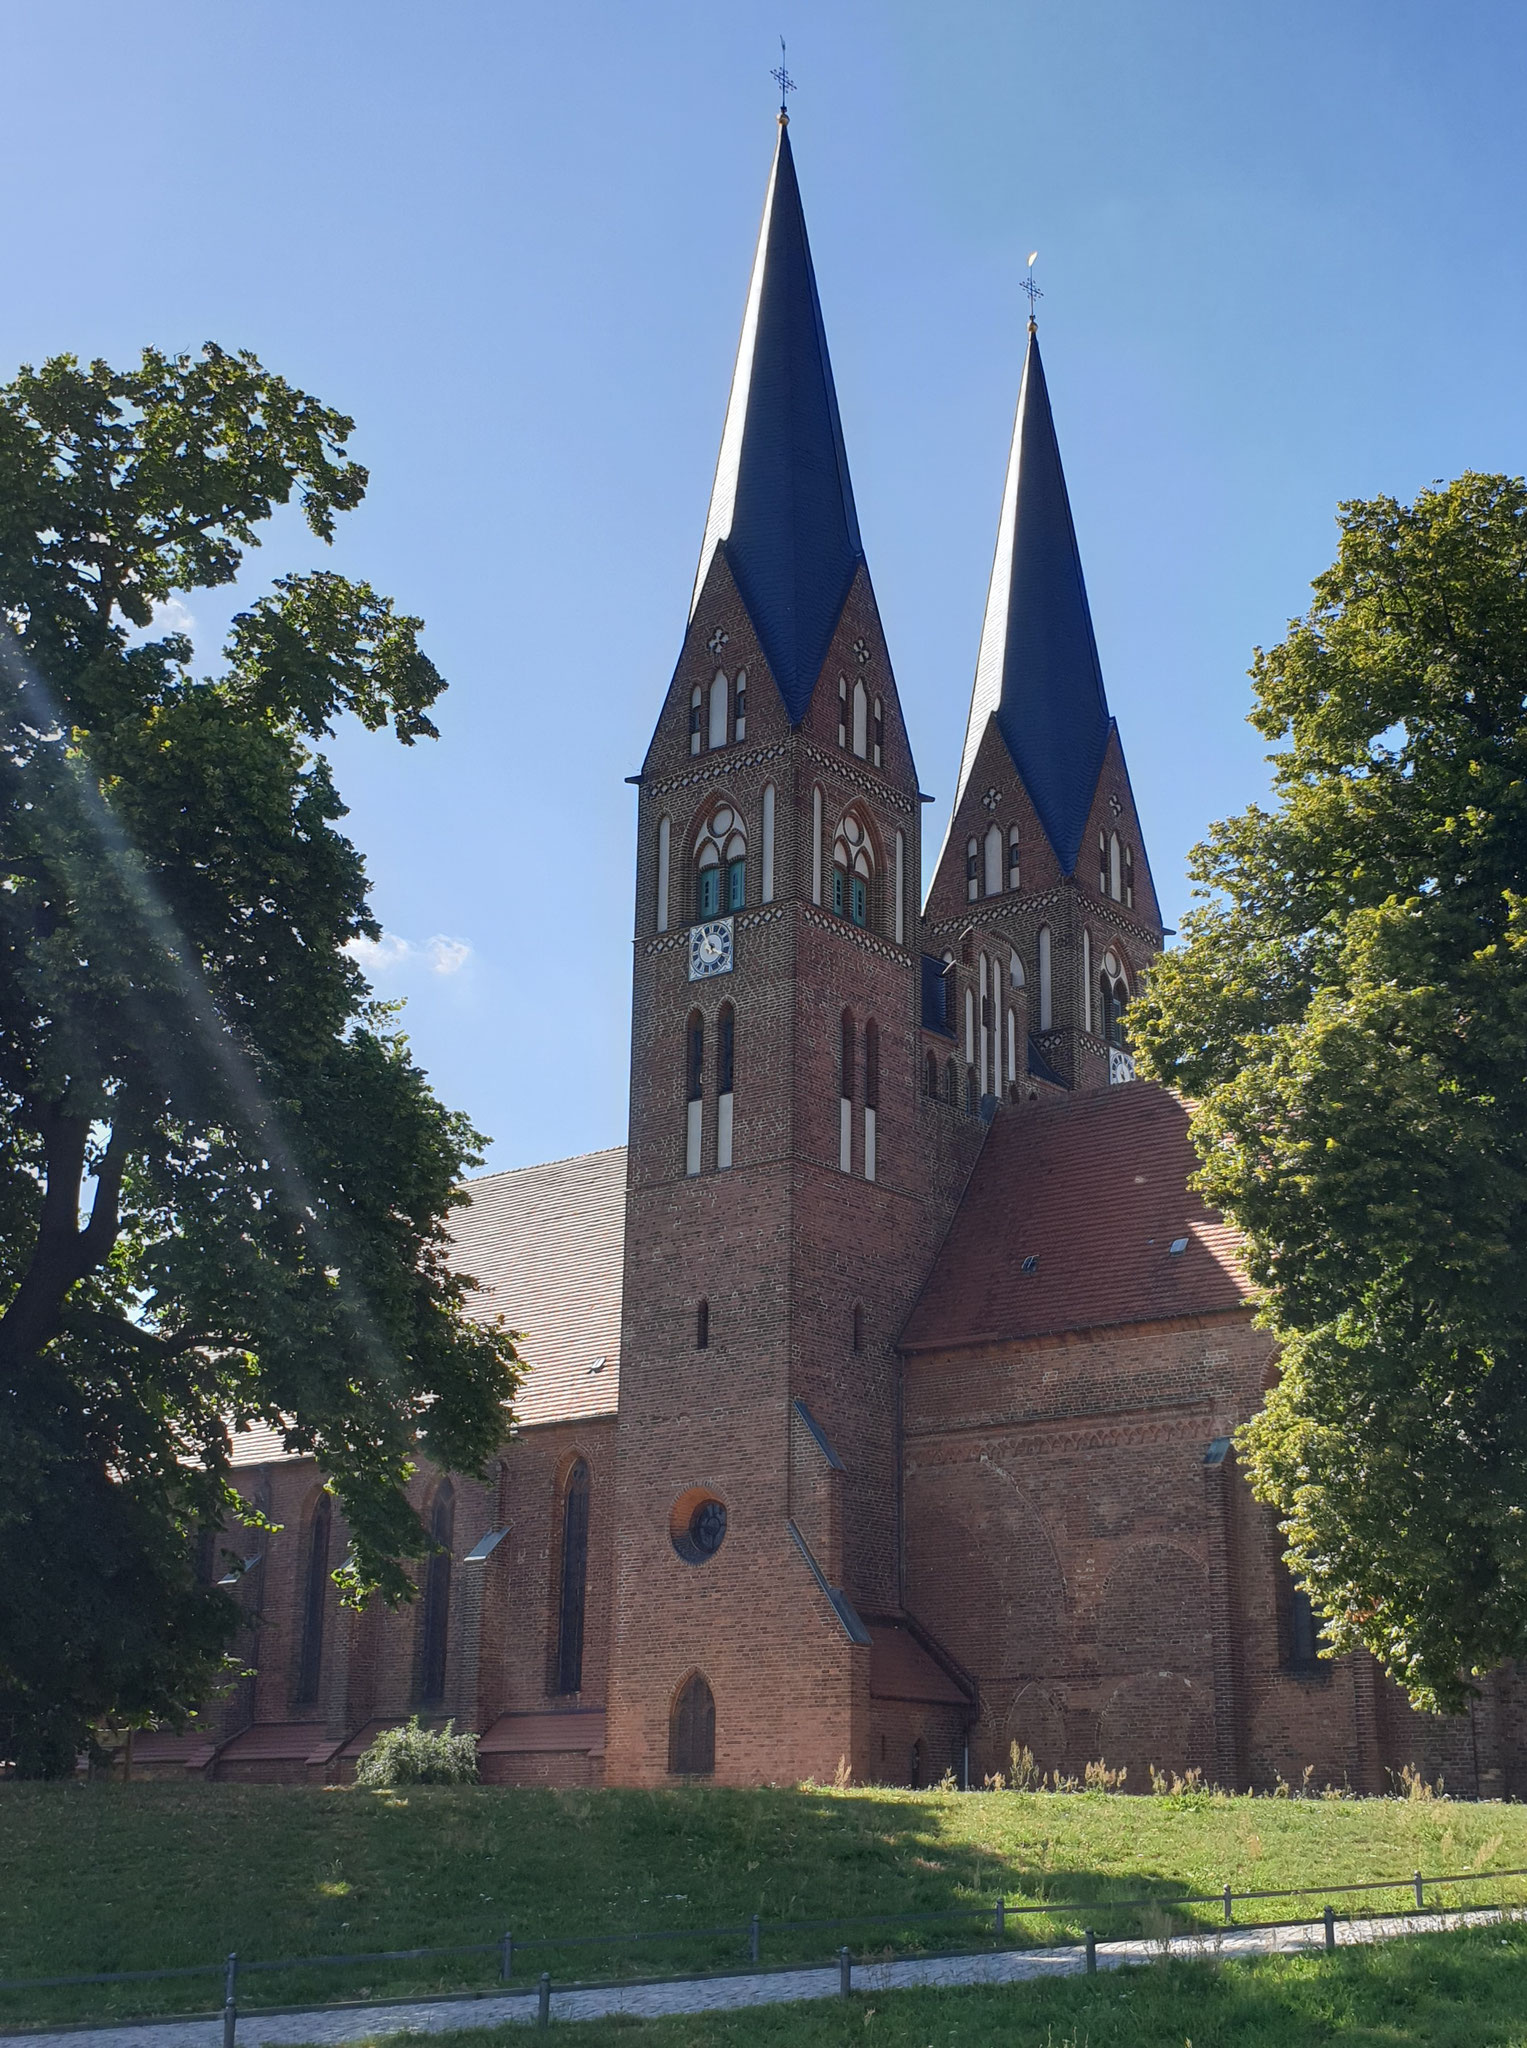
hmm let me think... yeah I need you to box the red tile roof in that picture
[900,1084,1251,1353]
[449,1146,627,1429]
[478,1709,607,1756]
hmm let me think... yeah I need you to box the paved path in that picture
[4,1908,1517,2048]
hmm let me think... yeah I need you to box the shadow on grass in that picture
[1,1783,1522,2031]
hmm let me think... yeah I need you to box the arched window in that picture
[1008,947,1025,989]
[863,1018,879,1182]
[839,1010,854,1173]
[1123,844,1134,909]
[979,953,991,1096]
[293,1493,330,1705]
[669,1672,715,1776]
[872,696,884,768]
[685,1011,703,1177]
[716,1003,735,1170]
[555,1461,590,1695]
[689,686,702,757]
[761,783,776,903]
[965,836,979,904]
[655,815,671,934]
[1008,826,1021,889]
[983,823,1002,897]
[1037,925,1053,1031]
[1006,1007,1018,1091]
[1109,830,1122,902]
[1099,949,1129,1049]
[417,1480,454,1704]
[696,1298,710,1349]
[924,1050,938,1097]
[694,804,745,921]
[708,671,729,750]
[1098,828,1108,895]
[831,808,874,927]
[837,676,848,748]
[964,985,975,1065]
[852,678,869,758]
[734,669,747,742]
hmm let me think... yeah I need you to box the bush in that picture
[353,1717,479,1788]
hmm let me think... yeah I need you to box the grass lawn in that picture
[338,1924,1527,2047]
[2,1783,1525,2027]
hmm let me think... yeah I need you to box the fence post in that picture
[994,1896,1005,1937]
[1414,1870,1425,1911]
[221,1952,238,2048]
[1084,1929,1096,1974]
[1324,1905,1335,1952]
[839,1946,852,1997]
[537,1972,551,2027]
[1222,1883,1233,1926]
[500,1931,513,1982]
[749,1913,761,1965]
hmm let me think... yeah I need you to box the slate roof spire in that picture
[953,318,1112,875]
[689,113,865,724]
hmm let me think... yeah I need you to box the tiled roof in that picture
[449,1145,627,1429]
[229,1147,627,1470]
[479,1709,607,1756]
[900,1084,1251,1353]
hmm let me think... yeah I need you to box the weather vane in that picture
[771,37,796,115]
[1020,251,1043,326]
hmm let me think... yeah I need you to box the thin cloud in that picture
[348,932,474,978]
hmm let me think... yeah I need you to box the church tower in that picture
[924,317,1163,1093]
[605,113,975,1787]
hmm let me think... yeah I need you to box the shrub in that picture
[353,1717,479,1788]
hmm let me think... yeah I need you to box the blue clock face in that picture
[689,918,734,980]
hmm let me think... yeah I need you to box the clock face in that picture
[689,918,734,980]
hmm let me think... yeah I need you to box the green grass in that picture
[340,1924,1527,2046]
[2,1783,1525,2028]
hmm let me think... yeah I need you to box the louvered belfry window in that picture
[556,1460,591,1695]
[669,1672,715,1776]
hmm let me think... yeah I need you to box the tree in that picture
[1131,473,1527,1714]
[0,345,522,1774]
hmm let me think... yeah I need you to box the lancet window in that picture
[1008,826,1021,889]
[293,1492,330,1706]
[416,1480,454,1704]
[554,1461,591,1694]
[670,1672,715,1776]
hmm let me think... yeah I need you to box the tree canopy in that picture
[0,345,521,1774]
[1132,473,1527,1714]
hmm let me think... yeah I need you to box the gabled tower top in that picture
[689,116,865,723]
[952,322,1112,875]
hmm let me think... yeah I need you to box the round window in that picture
[670,1489,728,1565]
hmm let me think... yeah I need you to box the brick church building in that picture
[142,113,1526,1795]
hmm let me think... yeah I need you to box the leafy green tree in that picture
[0,345,521,1774]
[1132,474,1527,1714]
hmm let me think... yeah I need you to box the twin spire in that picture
[690,116,864,724]
[694,117,1112,878]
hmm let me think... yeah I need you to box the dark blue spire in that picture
[690,117,864,723]
[953,323,1112,874]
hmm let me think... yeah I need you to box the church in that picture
[138,112,1526,1795]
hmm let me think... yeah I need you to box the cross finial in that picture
[771,37,796,118]
[1020,251,1043,331]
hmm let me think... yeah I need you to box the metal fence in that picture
[2,1863,1523,2037]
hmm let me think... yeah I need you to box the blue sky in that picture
[5,2,1525,1170]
